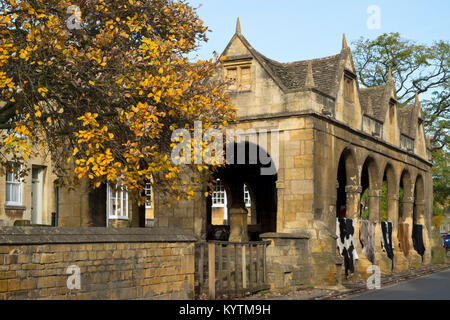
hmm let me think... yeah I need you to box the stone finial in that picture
[305,61,315,88]
[414,92,420,106]
[387,66,393,82]
[236,17,241,34]
[342,33,349,50]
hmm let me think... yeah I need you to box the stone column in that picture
[345,185,370,279]
[387,194,399,227]
[401,196,414,225]
[345,185,361,220]
[415,199,431,264]
[370,189,392,274]
[402,196,422,268]
[368,189,381,255]
[227,179,248,242]
[388,194,408,271]
[276,180,285,233]
[345,185,362,252]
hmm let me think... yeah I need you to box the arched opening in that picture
[380,163,397,265]
[208,179,254,226]
[399,170,412,223]
[360,156,379,221]
[206,141,277,241]
[335,147,360,276]
[398,169,413,257]
[382,163,397,223]
[336,148,358,219]
[413,175,425,225]
[412,174,426,256]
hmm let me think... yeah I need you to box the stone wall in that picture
[260,232,313,293]
[0,227,196,300]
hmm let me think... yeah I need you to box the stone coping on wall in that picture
[0,226,197,245]
[260,231,311,240]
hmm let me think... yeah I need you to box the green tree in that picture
[352,33,449,214]
[431,148,450,215]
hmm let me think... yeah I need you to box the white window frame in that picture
[5,164,22,206]
[212,179,227,208]
[144,182,152,209]
[106,182,129,220]
[244,184,251,208]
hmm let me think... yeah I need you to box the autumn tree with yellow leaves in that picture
[0,0,235,202]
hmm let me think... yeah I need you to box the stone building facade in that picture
[153,20,444,288]
[4,19,443,292]
[0,141,58,227]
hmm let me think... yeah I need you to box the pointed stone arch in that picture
[359,154,381,221]
[381,162,398,223]
[399,169,414,224]
[413,174,425,226]
[210,140,278,241]
[335,146,359,219]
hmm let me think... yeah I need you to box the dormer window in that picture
[343,70,356,103]
[224,61,252,91]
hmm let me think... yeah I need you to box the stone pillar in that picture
[387,194,399,228]
[415,199,431,264]
[345,185,370,279]
[345,185,361,220]
[276,180,285,233]
[402,196,422,268]
[370,189,392,274]
[368,189,381,253]
[345,185,362,252]
[368,189,381,222]
[227,179,248,242]
[415,200,426,225]
[388,194,408,271]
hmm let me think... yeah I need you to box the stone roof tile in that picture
[359,86,388,122]
[231,34,341,97]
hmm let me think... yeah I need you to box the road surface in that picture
[347,268,450,300]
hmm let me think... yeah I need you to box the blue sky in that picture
[188,0,450,62]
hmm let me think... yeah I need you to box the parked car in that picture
[443,234,450,250]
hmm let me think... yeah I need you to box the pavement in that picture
[347,268,450,300]
[234,263,450,300]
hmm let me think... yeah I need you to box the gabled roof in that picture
[255,52,341,96]
[359,85,389,122]
[223,32,342,97]
[397,105,416,139]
